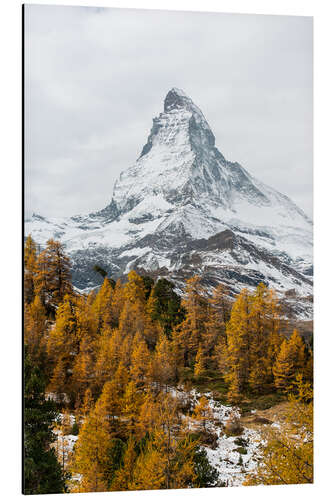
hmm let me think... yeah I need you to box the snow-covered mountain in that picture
[25,88,313,316]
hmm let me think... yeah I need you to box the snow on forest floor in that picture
[199,395,261,486]
[171,387,262,486]
[53,389,265,488]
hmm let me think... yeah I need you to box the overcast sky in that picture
[25,5,313,218]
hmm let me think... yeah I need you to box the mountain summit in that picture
[25,89,313,317]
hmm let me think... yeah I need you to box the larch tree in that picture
[130,332,151,386]
[72,396,112,492]
[123,270,146,304]
[92,277,113,333]
[24,234,38,305]
[273,330,306,392]
[151,332,176,391]
[248,284,282,391]
[192,396,213,433]
[118,299,146,340]
[94,328,122,391]
[194,346,206,377]
[111,437,137,491]
[47,295,77,400]
[110,279,125,328]
[71,334,94,403]
[180,276,208,361]
[225,289,252,401]
[204,283,230,356]
[121,380,141,437]
[35,239,73,310]
[24,294,47,365]
[129,442,165,491]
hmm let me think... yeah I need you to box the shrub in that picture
[234,446,247,455]
[224,414,243,436]
[234,437,248,448]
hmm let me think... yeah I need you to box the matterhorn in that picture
[25,88,313,318]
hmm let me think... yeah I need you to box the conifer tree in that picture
[35,239,73,309]
[123,270,146,304]
[24,348,65,494]
[205,283,230,356]
[24,234,38,304]
[94,328,121,391]
[147,278,185,336]
[192,396,213,433]
[114,362,129,399]
[92,277,113,332]
[129,442,165,491]
[110,279,125,328]
[47,295,78,399]
[180,276,208,360]
[151,332,176,390]
[118,299,146,339]
[111,437,137,491]
[73,397,111,492]
[225,289,252,401]
[71,335,94,401]
[136,390,159,439]
[121,380,141,436]
[248,284,281,390]
[273,330,306,392]
[194,346,205,377]
[80,387,94,420]
[24,294,47,364]
[130,332,151,385]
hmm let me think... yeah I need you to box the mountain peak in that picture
[164,87,192,112]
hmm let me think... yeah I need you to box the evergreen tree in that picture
[111,437,137,491]
[147,278,185,336]
[24,348,65,494]
[193,446,219,487]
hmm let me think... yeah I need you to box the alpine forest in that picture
[23,236,313,493]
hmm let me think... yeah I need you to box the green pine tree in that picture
[24,347,66,494]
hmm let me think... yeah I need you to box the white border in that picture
[1,0,332,499]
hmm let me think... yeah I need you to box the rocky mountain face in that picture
[25,88,313,318]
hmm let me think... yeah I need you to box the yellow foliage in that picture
[245,376,313,485]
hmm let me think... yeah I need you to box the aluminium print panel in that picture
[23,4,313,494]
